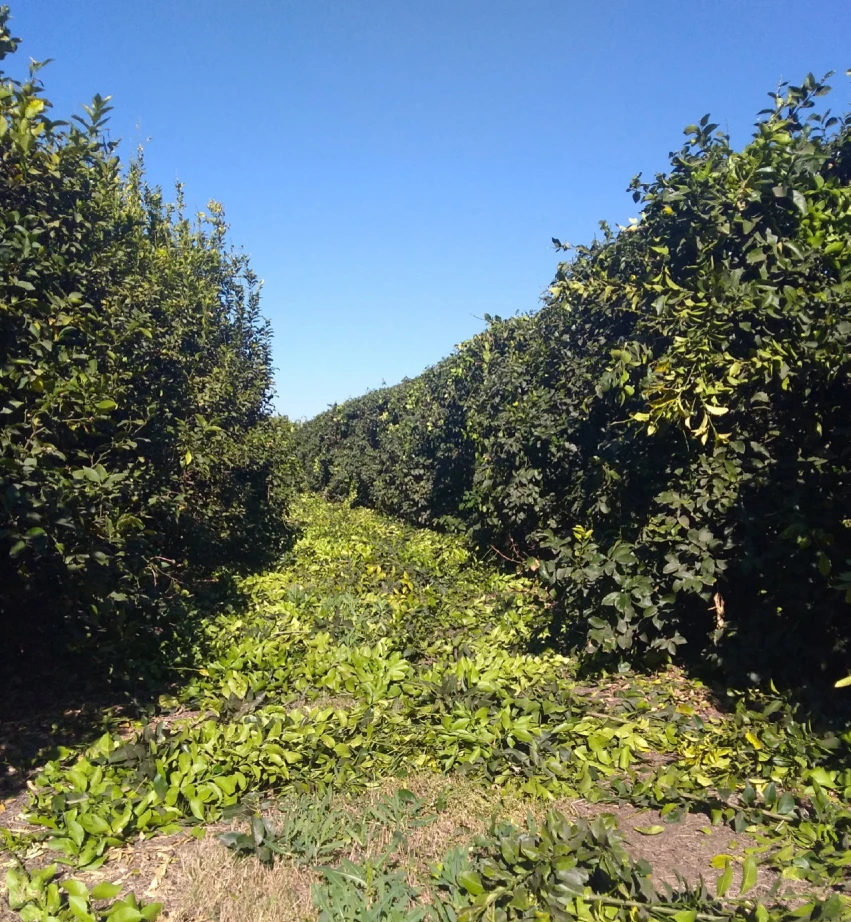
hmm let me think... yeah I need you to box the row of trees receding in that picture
[298,73,851,686]
[0,8,298,681]
[3,2,849,691]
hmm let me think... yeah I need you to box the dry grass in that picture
[1,771,812,919]
[163,834,318,922]
[147,773,518,920]
[386,773,528,880]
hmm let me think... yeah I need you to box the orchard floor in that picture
[2,498,849,921]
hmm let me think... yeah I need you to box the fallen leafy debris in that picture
[2,499,849,920]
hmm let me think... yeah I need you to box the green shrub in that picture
[298,73,851,683]
[0,8,295,659]
[298,358,473,526]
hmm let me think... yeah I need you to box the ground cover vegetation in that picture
[297,71,851,686]
[2,499,849,920]
[3,6,851,921]
[0,7,298,686]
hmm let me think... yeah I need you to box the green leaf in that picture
[152,773,168,802]
[67,893,96,921]
[5,869,26,910]
[189,797,205,821]
[107,904,143,922]
[633,825,666,835]
[91,881,123,900]
[716,859,733,898]
[790,189,807,214]
[555,867,587,895]
[808,767,836,789]
[776,792,795,815]
[62,879,89,899]
[740,856,758,895]
[711,854,734,869]
[457,870,484,896]
[78,813,111,836]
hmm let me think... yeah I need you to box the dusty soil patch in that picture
[561,798,805,903]
[0,826,317,922]
[575,666,726,723]
[0,791,29,834]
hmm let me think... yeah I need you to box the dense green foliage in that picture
[0,9,296,656]
[3,500,848,920]
[3,10,851,918]
[298,74,851,682]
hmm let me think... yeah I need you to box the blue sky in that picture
[10,1,851,419]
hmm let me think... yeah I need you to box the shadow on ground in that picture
[0,576,251,801]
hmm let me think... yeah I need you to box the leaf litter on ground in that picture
[2,498,850,920]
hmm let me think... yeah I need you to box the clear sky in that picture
[9,1,851,419]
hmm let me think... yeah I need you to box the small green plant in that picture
[5,865,161,922]
[220,787,437,867]
[313,857,429,922]
[363,789,438,844]
[220,790,353,866]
